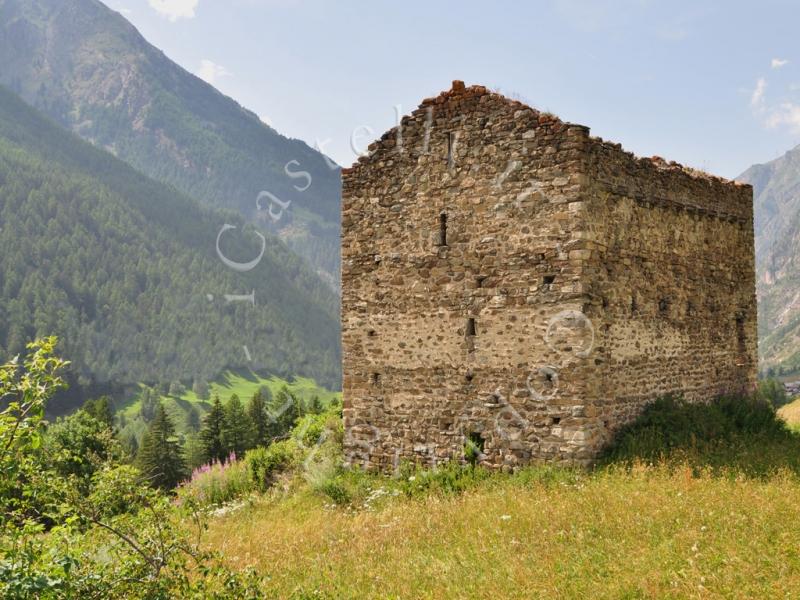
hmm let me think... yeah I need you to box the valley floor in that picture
[204,465,800,599]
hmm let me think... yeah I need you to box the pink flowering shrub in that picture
[178,452,252,506]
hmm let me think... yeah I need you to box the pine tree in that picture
[222,394,250,458]
[183,432,206,471]
[139,387,157,421]
[247,390,269,447]
[268,386,300,439]
[136,402,186,490]
[307,394,323,415]
[199,395,226,464]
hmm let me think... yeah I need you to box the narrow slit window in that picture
[371,372,380,386]
[447,132,456,167]
[438,212,448,246]
[466,317,477,337]
[736,315,747,349]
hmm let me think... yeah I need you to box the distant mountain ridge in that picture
[0,0,341,286]
[0,83,341,402]
[738,144,800,374]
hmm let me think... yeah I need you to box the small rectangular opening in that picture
[736,314,747,348]
[476,275,486,288]
[371,372,380,386]
[438,212,448,246]
[466,317,476,337]
[447,132,456,167]
[543,275,556,285]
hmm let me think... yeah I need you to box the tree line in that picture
[136,387,324,490]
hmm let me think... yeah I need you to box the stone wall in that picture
[341,81,757,470]
[581,140,757,435]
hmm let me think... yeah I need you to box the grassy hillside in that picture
[0,0,341,286]
[190,395,800,598]
[0,83,341,408]
[116,369,341,442]
[778,396,800,431]
[206,466,800,598]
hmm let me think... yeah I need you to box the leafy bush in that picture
[0,339,269,598]
[245,441,301,492]
[43,410,121,483]
[312,468,378,507]
[757,377,791,409]
[398,461,494,498]
[601,394,800,476]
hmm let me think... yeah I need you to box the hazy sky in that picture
[104,0,800,178]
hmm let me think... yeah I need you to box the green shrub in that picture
[316,477,353,506]
[398,461,494,498]
[312,468,378,507]
[757,377,791,409]
[601,394,800,477]
[245,440,301,491]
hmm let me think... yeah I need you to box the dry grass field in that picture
[778,397,800,430]
[204,464,800,599]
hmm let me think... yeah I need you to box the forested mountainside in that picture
[739,144,800,374]
[0,84,341,405]
[0,0,341,287]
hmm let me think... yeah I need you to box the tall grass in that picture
[197,392,800,598]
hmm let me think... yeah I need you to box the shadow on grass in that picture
[599,395,800,478]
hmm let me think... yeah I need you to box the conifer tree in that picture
[307,394,323,415]
[246,390,269,448]
[268,386,300,439]
[183,432,206,471]
[221,394,250,458]
[136,402,186,490]
[199,395,226,464]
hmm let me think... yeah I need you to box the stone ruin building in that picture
[341,81,757,469]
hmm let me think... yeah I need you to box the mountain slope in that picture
[738,145,800,374]
[0,84,341,396]
[0,0,341,286]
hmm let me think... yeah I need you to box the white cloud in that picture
[147,0,198,22]
[771,58,789,69]
[749,75,800,134]
[196,59,232,85]
[765,103,800,133]
[751,77,766,109]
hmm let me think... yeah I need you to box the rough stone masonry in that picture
[341,81,757,470]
